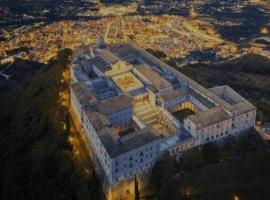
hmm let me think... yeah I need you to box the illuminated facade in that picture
[70,44,256,200]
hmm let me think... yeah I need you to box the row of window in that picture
[115,162,154,182]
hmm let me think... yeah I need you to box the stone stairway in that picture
[134,103,159,125]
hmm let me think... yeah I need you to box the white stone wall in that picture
[82,112,113,182]
[231,110,256,134]
[184,109,256,146]
[196,118,232,145]
[110,140,161,184]
[183,118,197,137]
[70,88,83,124]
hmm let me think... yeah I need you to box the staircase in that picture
[134,103,159,126]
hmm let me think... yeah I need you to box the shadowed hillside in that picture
[0,49,101,200]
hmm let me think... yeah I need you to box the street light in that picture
[233,195,240,200]
[68,136,74,143]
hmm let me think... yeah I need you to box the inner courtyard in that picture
[112,72,144,93]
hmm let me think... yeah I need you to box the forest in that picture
[0,49,101,200]
[151,130,270,200]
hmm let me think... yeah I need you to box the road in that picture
[60,65,94,176]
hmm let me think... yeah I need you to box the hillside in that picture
[0,49,101,200]
[0,58,44,94]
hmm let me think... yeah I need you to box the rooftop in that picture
[84,109,111,131]
[70,82,97,105]
[98,49,121,65]
[73,65,90,82]
[161,88,188,101]
[209,85,256,113]
[161,87,215,109]
[99,128,160,158]
[90,56,111,73]
[136,64,172,90]
[88,77,118,100]
[188,106,230,128]
[209,85,245,105]
[97,95,133,114]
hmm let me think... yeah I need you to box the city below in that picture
[0,1,270,200]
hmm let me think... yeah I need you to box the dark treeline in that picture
[196,54,270,76]
[0,49,101,200]
[151,130,270,200]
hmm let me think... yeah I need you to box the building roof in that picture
[136,64,172,90]
[109,44,138,63]
[118,44,256,114]
[147,84,159,93]
[84,109,111,131]
[70,82,97,105]
[97,95,133,113]
[188,88,216,109]
[89,77,118,100]
[98,49,120,65]
[209,85,256,113]
[114,44,235,109]
[99,128,160,158]
[73,66,90,82]
[90,56,112,73]
[161,88,188,101]
[233,101,256,114]
[188,106,230,128]
[160,87,215,108]
[209,85,245,105]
